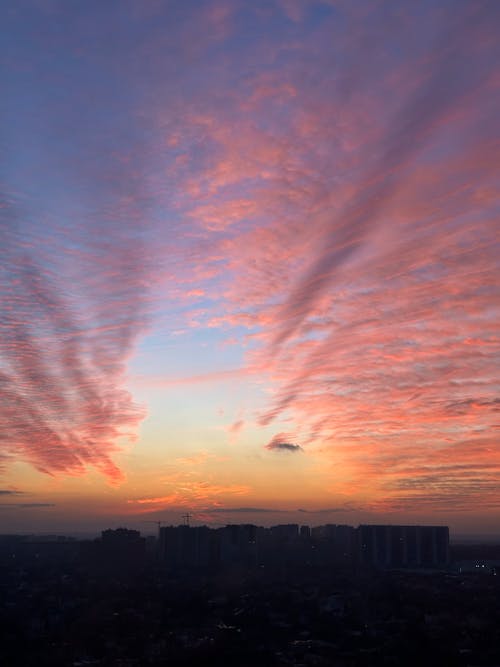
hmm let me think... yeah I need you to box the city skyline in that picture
[1,0,499,537]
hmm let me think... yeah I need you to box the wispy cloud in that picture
[168,1,499,512]
[206,507,282,514]
[128,481,250,513]
[228,419,244,434]
[1,0,499,519]
[0,503,55,509]
[297,506,360,514]
[1,202,148,483]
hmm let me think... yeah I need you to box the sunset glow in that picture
[1,0,499,537]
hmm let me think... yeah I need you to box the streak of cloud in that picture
[272,4,500,349]
[1,0,499,520]
[207,507,282,514]
[1,196,148,483]
[297,506,359,514]
[0,503,55,509]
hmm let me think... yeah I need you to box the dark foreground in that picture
[1,539,499,666]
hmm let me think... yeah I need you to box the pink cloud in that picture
[0,184,149,483]
[156,2,500,513]
[128,481,250,513]
[2,0,498,519]
[228,419,244,434]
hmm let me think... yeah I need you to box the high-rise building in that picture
[357,525,449,569]
[219,524,257,567]
[309,524,356,566]
[159,525,214,570]
[300,525,311,540]
[82,528,146,574]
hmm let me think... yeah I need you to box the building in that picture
[219,524,258,567]
[82,528,146,574]
[159,525,215,570]
[357,525,449,569]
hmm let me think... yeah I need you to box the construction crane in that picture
[182,512,192,527]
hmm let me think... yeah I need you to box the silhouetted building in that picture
[357,525,449,569]
[309,524,355,566]
[0,535,79,567]
[300,525,311,540]
[159,525,217,570]
[82,528,146,574]
[145,522,450,573]
[271,524,299,541]
[219,524,258,567]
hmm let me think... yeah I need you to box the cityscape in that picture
[1,522,500,665]
[1,0,499,665]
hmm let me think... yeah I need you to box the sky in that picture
[1,0,499,538]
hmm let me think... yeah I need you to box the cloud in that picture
[297,506,359,514]
[0,503,55,509]
[206,507,282,514]
[175,451,213,466]
[128,480,251,513]
[167,1,499,513]
[0,29,155,483]
[269,4,500,350]
[0,489,22,496]
[132,367,255,388]
[228,419,244,434]
[1,0,499,517]
[266,434,303,453]
[0,234,147,483]
[129,494,179,506]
